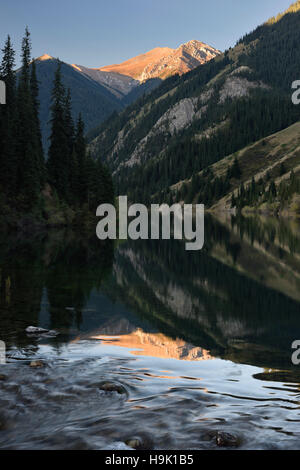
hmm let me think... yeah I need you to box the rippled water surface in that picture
[0,215,300,450]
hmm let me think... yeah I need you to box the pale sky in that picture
[0,0,294,68]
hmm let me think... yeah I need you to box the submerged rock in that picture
[205,430,241,447]
[216,431,240,447]
[99,382,127,395]
[214,431,240,447]
[29,360,44,368]
[0,374,7,381]
[0,412,9,430]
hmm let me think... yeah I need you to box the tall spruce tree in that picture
[30,59,45,186]
[0,35,17,198]
[47,61,70,201]
[0,29,114,224]
[74,113,87,205]
[64,88,74,156]
[64,88,76,203]
[16,27,44,208]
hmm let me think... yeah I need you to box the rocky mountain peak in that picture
[100,40,221,82]
[36,54,54,61]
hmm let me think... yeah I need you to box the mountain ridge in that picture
[29,39,219,149]
[35,39,220,95]
[25,56,123,150]
[88,1,300,207]
[99,40,221,81]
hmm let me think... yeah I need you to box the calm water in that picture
[0,215,300,450]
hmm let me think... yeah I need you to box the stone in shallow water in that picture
[26,326,58,337]
[125,439,141,449]
[26,326,49,334]
[125,434,154,450]
[215,431,240,447]
[205,430,241,447]
[29,360,44,368]
[0,374,7,381]
[99,382,127,395]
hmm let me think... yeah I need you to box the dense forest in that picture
[233,169,300,212]
[125,90,300,204]
[0,28,114,230]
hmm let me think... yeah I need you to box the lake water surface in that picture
[0,215,300,450]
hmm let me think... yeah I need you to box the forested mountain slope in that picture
[25,39,219,151]
[26,56,123,150]
[171,121,300,215]
[89,1,300,204]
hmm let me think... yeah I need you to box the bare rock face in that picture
[219,76,269,104]
[140,40,221,81]
[119,93,211,169]
[100,40,221,82]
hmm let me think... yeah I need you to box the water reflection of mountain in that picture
[1,216,300,374]
[89,329,212,361]
[212,214,300,302]
[103,215,300,371]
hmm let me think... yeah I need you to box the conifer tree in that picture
[64,88,74,156]
[30,59,45,186]
[0,35,17,197]
[269,181,277,200]
[0,29,115,222]
[16,27,43,208]
[231,157,242,179]
[74,113,87,205]
[47,61,70,200]
[0,35,15,104]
